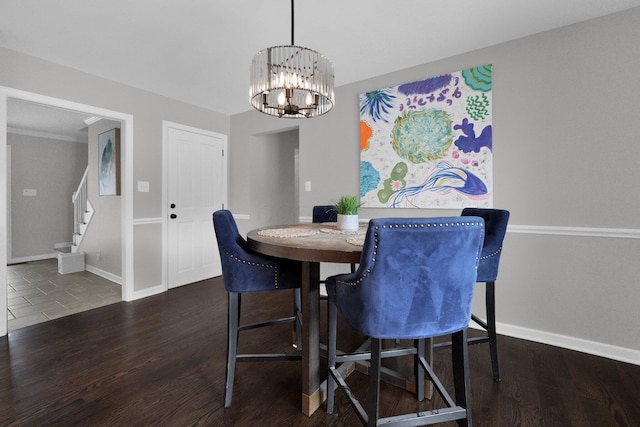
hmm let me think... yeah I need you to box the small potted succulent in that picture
[333,195,363,231]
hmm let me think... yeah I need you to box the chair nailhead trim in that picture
[480,247,502,260]
[221,247,281,288]
[337,220,483,287]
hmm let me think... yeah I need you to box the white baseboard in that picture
[492,321,640,366]
[130,284,166,301]
[8,253,56,264]
[84,264,122,285]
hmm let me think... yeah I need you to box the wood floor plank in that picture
[1,277,639,426]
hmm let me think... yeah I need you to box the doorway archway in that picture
[0,86,134,336]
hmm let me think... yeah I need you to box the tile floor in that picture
[7,258,121,331]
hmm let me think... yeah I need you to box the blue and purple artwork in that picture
[359,65,493,208]
[98,128,120,196]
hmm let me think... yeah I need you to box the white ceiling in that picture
[2,0,640,136]
[7,99,92,142]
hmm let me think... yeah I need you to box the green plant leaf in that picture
[333,195,363,215]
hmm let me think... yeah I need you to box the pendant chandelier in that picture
[249,0,335,118]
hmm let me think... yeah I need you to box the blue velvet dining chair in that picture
[326,217,485,427]
[212,209,303,407]
[312,205,337,223]
[461,208,510,382]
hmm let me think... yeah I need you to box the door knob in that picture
[170,214,177,219]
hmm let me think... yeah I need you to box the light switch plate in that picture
[137,181,150,192]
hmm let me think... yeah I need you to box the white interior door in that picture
[167,125,226,288]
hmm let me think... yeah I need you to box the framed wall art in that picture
[98,128,121,196]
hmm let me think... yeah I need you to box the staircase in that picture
[71,167,94,252]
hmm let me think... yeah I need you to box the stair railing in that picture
[72,167,91,250]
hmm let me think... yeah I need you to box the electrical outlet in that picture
[137,181,150,192]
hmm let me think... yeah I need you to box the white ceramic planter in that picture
[337,214,359,231]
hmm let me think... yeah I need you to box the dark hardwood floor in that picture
[1,277,639,426]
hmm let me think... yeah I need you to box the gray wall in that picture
[250,129,299,228]
[7,132,87,261]
[78,119,122,277]
[229,8,640,360]
[1,45,230,295]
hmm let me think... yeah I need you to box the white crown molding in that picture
[83,116,102,126]
[8,126,87,143]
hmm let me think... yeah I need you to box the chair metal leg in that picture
[368,338,382,427]
[330,333,470,426]
[226,290,303,407]
[327,297,338,414]
[414,338,425,401]
[452,329,472,427]
[440,280,500,382]
[294,288,302,350]
[225,292,240,407]
[486,281,500,381]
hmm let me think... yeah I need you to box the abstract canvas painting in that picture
[98,128,121,196]
[359,64,493,209]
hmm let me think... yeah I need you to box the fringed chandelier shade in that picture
[249,0,335,118]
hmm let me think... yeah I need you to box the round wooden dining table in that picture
[247,222,364,416]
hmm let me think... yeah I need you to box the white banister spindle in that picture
[71,167,93,252]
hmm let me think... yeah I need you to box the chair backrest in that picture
[461,208,509,282]
[332,217,484,339]
[213,209,247,253]
[312,205,337,223]
[212,209,285,293]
